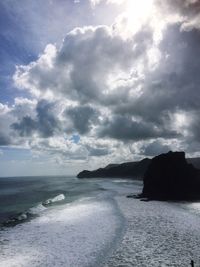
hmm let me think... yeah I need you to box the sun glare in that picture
[126,0,154,18]
[124,0,155,32]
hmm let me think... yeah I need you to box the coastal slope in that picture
[77,158,151,179]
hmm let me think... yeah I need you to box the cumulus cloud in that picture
[2,0,200,167]
[14,24,153,103]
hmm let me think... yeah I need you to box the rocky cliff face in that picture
[140,151,200,200]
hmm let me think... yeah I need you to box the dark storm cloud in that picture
[157,25,200,99]
[88,147,109,157]
[85,143,111,157]
[12,100,60,138]
[11,116,37,137]
[151,25,200,112]
[99,115,178,141]
[36,100,60,138]
[156,0,200,17]
[66,105,99,134]
[0,134,10,146]
[186,112,200,143]
[142,140,171,156]
[156,0,200,30]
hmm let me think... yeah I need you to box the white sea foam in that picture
[43,193,65,205]
[105,194,200,267]
[0,197,122,267]
[27,194,65,217]
[28,203,47,215]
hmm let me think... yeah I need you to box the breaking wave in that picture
[2,194,66,227]
[42,193,65,205]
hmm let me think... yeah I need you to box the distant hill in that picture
[77,158,151,179]
[77,156,200,179]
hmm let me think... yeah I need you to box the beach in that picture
[106,195,200,266]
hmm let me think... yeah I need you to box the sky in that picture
[1,0,200,176]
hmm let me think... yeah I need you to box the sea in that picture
[0,176,136,267]
[0,176,109,225]
[1,176,200,267]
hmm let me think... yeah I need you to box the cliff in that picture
[140,151,200,200]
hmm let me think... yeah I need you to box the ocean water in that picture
[0,176,135,267]
[1,176,200,267]
[0,176,107,225]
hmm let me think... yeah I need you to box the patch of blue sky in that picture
[0,2,39,104]
[71,134,80,144]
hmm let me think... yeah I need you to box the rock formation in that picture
[140,151,200,200]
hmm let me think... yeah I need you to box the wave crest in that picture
[43,194,65,205]
[3,194,66,227]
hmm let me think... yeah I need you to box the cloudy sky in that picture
[1,0,200,176]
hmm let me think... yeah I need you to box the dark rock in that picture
[126,194,136,198]
[140,151,200,200]
[77,158,151,179]
[140,198,150,202]
[126,194,142,199]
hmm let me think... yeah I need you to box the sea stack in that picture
[140,151,200,200]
